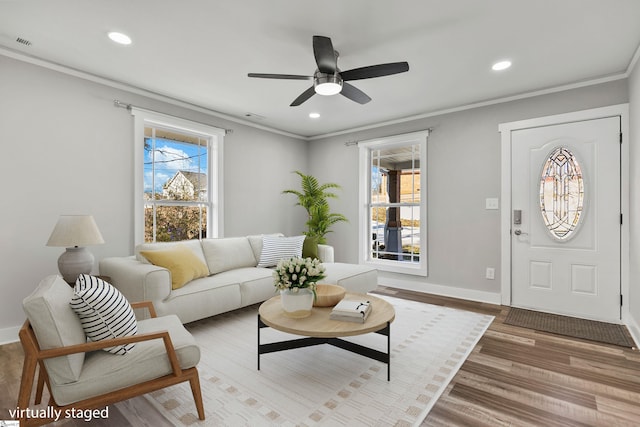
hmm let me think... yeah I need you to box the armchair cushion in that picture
[48,314,201,406]
[22,275,86,383]
[70,274,138,355]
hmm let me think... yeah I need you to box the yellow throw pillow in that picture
[140,245,209,290]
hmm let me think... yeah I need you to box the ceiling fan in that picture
[248,35,409,106]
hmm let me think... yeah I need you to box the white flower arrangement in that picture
[273,257,326,295]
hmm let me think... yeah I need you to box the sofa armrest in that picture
[318,244,334,263]
[99,257,172,306]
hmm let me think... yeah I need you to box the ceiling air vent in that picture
[16,37,32,47]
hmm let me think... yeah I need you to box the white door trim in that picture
[499,104,630,322]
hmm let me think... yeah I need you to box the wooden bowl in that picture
[313,284,346,307]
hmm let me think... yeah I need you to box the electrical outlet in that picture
[485,267,495,280]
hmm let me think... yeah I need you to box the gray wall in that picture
[0,56,307,337]
[1,52,635,339]
[309,79,629,301]
[629,58,640,334]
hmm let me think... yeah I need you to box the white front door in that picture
[510,116,621,322]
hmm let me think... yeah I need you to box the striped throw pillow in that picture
[70,274,138,355]
[257,235,306,267]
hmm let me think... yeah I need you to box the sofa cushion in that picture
[216,267,275,306]
[162,274,243,323]
[247,233,284,262]
[22,275,86,384]
[135,239,207,267]
[201,237,257,274]
[322,263,378,294]
[140,244,209,290]
[70,274,138,355]
[257,235,306,267]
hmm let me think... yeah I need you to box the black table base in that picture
[257,315,391,381]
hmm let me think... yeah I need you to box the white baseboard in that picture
[0,325,20,345]
[625,313,640,349]
[378,277,502,305]
[379,277,640,349]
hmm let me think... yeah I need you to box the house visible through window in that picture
[132,109,224,244]
[144,127,209,242]
[359,131,428,276]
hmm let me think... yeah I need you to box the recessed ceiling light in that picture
[492,60,512,71]
[309,112,320,119]
[108,32,132,45]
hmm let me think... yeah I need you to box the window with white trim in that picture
[358,131,428,276]
[132,109,224,244]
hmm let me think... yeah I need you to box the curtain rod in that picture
[343,128,434,146]
[113,100,234,135]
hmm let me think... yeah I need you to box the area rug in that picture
[144,295,494,426]
[505,307,635,348]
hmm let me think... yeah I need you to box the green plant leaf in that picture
[283,171,348,243]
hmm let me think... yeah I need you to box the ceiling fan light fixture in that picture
[314,72,343,96]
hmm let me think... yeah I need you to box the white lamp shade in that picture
[46,215,105,248]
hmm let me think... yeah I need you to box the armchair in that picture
[17,275,204,426]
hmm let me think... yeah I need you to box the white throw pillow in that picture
[70,274,138,355]
[257,235,306,268]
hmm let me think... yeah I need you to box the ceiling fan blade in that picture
[341,83,371,104]
[248,73,312,80]
[341,62,409,81]
[290,86,316,106]
[313,35,337,73]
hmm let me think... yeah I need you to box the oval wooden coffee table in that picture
[258,292,395,380]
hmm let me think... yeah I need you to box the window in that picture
[539,146,585,241]
[358,131,428,275]
[132,109,224,245]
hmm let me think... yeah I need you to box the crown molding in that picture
[308,73,628,140]
[1,46,631,142]
[0,47,306,140]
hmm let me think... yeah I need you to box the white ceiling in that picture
[1,0,639,139]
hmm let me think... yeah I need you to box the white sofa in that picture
[99,234,378,324]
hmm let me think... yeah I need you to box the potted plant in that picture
[273,257,326,318]
[282,171,348,244]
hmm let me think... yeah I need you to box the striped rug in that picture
[144,295,494,426]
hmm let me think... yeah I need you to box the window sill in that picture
[364,258,427,277]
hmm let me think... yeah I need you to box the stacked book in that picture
[330,299,372,323]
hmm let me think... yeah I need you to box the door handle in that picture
[514,229,528,236]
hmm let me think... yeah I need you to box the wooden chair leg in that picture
[17,350,37,425]
[34,363,45,404]
[189,369,205,420]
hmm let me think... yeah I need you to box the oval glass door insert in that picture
[539,147,585,240]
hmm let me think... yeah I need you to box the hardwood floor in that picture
[2,287,639,426]
[373,287,640,427]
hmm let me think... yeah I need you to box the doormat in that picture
[505,308,636,348]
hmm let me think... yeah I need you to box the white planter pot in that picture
[280,288,314,318]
